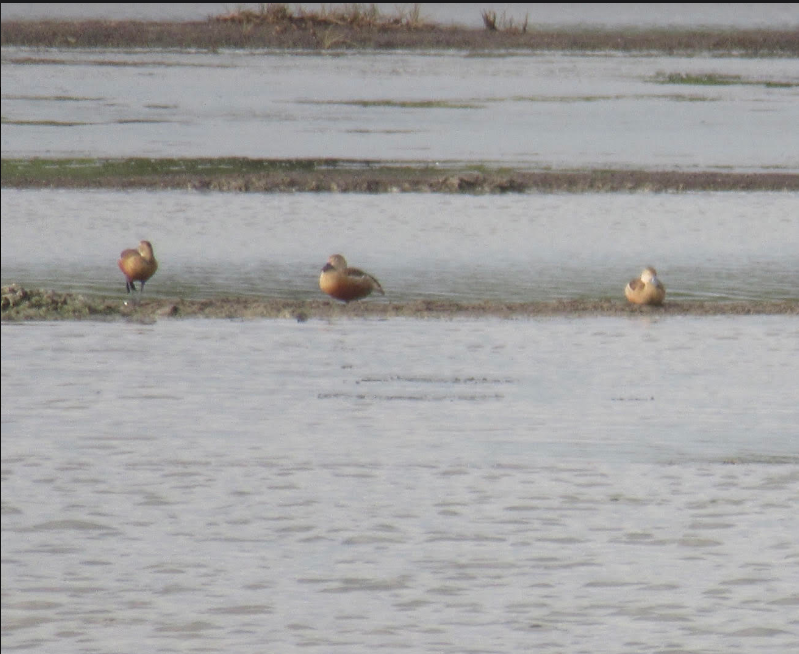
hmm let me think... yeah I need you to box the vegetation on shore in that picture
[213,3,429,30]
[2,6,797,55]
[3,158,798,194]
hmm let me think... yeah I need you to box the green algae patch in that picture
[2,157,346,189]
[306,99,483,109]
[1,157,319,184]
[653,72,799,88]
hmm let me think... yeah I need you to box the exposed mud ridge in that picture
[4,163,798,194]
[2,20,798,55]
[3,286,797,322]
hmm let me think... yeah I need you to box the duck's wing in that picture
[347,267,384,295]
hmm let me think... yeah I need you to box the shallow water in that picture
[3,49,798,170]
[3,17,799,652]
[2,317,798,653]
[2,188,798,302]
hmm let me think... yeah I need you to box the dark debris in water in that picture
[3,286,798,322]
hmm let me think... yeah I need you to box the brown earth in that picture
[3,286,797,322]
[2,20,798,55]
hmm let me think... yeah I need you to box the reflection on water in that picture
[2,189,798,301]
[2,318,798,652]
[2,49,798,170]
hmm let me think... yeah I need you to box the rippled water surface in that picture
[3,318,799,653]
[3,49,799,170]
[3,17,799,652]
[2,189,798,301]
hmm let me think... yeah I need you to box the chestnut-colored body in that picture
[625,266,666,305]
[319,254,384,303]
[118,240,158,293]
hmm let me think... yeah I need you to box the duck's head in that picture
[326,254,348,270]
[641,266,659,283]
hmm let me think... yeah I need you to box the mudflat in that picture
[3,286,797,322]
[3,159,798,194]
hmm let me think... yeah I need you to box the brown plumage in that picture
[319,254,384,303]
[625,266,666,305]
[118,240,158,293]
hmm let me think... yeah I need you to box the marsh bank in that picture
[3,17,798,54]
[3,286,797,322]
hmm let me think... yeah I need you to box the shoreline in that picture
[2,20,798,55]
[3,287,797,322]
[3,159,798,193]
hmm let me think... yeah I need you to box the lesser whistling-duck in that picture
[319,254,384,302]
[118,240,158,293]
[625,266,666,305]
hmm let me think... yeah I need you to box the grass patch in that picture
[302,99,481,109]
[507,93,716,103]
[481,9,529,33]
[0,157,327,183]
[654,72,798,87]
[2,95,102,102]
[213,3,429,30]
[1,119,90,126]
[3,19,798,54]
[3,158,798,194]
[6,56,234,69]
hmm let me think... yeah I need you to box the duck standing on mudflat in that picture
[625,266,666,305]
[319,254,384,302]
[118,240,158,293]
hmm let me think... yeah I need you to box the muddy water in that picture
[2,189,798,302]
[2,317,798,653]
[2,49,798,170]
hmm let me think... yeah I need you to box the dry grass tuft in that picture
[213,3,429,30]
[481,9,529,34]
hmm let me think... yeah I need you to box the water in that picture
[2,318,798,653]
[3,14,799,652]
[2,49,799,170]
[2,189,798,301]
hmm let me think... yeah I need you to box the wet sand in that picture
[2,20,798,55]
[3,286,797,322]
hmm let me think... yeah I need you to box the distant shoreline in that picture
[2,286,797,322]
[3,159,798,193]
[2,20,798,55]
